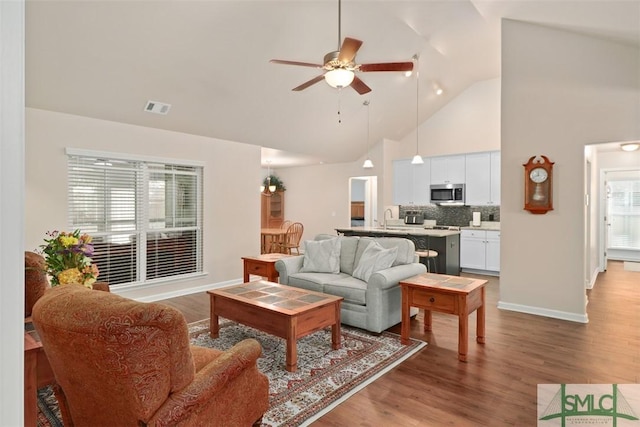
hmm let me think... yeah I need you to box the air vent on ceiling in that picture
[144,100,171,115]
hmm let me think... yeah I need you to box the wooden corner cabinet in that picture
[261,190,285,228]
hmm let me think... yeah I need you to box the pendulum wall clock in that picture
[523,155,554,214]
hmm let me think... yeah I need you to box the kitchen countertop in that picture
[336,227,461,237]
[460,221,501,231]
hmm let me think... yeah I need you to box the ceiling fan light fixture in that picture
[325,68,355,88]
[621,142,639,152]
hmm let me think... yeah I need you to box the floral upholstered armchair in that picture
[32,285,269,427]
[25,251,49,318]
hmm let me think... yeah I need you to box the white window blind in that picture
[608,179,640,250]
[68,153,203,287]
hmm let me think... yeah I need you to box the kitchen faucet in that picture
[383,208,393,230]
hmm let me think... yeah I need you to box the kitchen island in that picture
[335,227,461,276]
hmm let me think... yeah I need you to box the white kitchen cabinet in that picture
[465,151,500,206]
[460,229,500,274]
[393,158,430,205]
[485,231,501,271]
[430,155,466,185]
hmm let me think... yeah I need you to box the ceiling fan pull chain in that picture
[337,88,342,123]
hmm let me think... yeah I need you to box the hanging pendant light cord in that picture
[366,100,370,157]
[337,88,342,123]
[416,60,419,155]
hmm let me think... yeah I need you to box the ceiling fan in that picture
[270,0,414,95]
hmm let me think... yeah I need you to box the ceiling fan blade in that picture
[359,61,414,72]
[292,75,326,91]
[350,76,371,95]
[338,37,363,63]
[270,59,323,69]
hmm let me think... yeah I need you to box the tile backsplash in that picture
[399,205,500,227]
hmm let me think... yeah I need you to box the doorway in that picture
[349,176,377,227]
[585,141,640,282]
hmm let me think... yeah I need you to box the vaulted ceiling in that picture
[26,1,640,167]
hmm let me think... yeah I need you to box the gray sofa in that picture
[275,234,426,333]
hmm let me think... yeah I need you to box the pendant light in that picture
[411,54,424,165]
[362,100,373,169]
[260,160,277,195]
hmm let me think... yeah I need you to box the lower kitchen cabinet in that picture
[460,229,500,275]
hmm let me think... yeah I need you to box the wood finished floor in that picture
[161,260,639,426]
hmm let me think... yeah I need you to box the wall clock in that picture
[523,155,554,214]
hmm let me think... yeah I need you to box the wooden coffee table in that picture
[400,273,487,362]
[208,281,342,372]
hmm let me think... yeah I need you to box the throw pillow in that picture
[300,237,341,273]
[352,242,398,282]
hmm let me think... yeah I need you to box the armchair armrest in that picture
[275,255,304,285]
[148,338,264,426]
[368,263,426,291]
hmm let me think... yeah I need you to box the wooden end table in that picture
[24,324,55,426]
[208,281,342,372]
[241,253,293,283]
[400,273,487,362]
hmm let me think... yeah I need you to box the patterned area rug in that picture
[38,319,426,427]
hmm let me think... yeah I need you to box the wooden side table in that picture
[400,273,487,362]
[24,326,55,426]
[241,253,293,283]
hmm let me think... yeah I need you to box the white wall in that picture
[500,20,640,322]
[26,108,262,300]
[387,77,501,161]
[1,0,26,423]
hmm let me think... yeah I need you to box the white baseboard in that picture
[497,301,589,323]
[586,266,600,289]
[460,268,499,277]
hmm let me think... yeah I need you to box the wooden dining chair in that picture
[266,221,291,253]
[280,220,292,229]
[279,222,304,255]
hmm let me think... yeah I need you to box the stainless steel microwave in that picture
[430,184,465,206]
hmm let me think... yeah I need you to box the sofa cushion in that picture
[300,237,341,273]
[337,236,360,275]
[352,242,398,282]
[323,276,367,305]
[375,237,416,265]
[354,237,376,268]
[288,272,348,293]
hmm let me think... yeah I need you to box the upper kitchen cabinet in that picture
[465,151,501,206]
[393,158,431,205]
[430,155,466,185]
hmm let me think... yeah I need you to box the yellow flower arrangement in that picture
[40,230,99,289]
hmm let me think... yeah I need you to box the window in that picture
[607,178,640,250]
[67,149,203,287]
